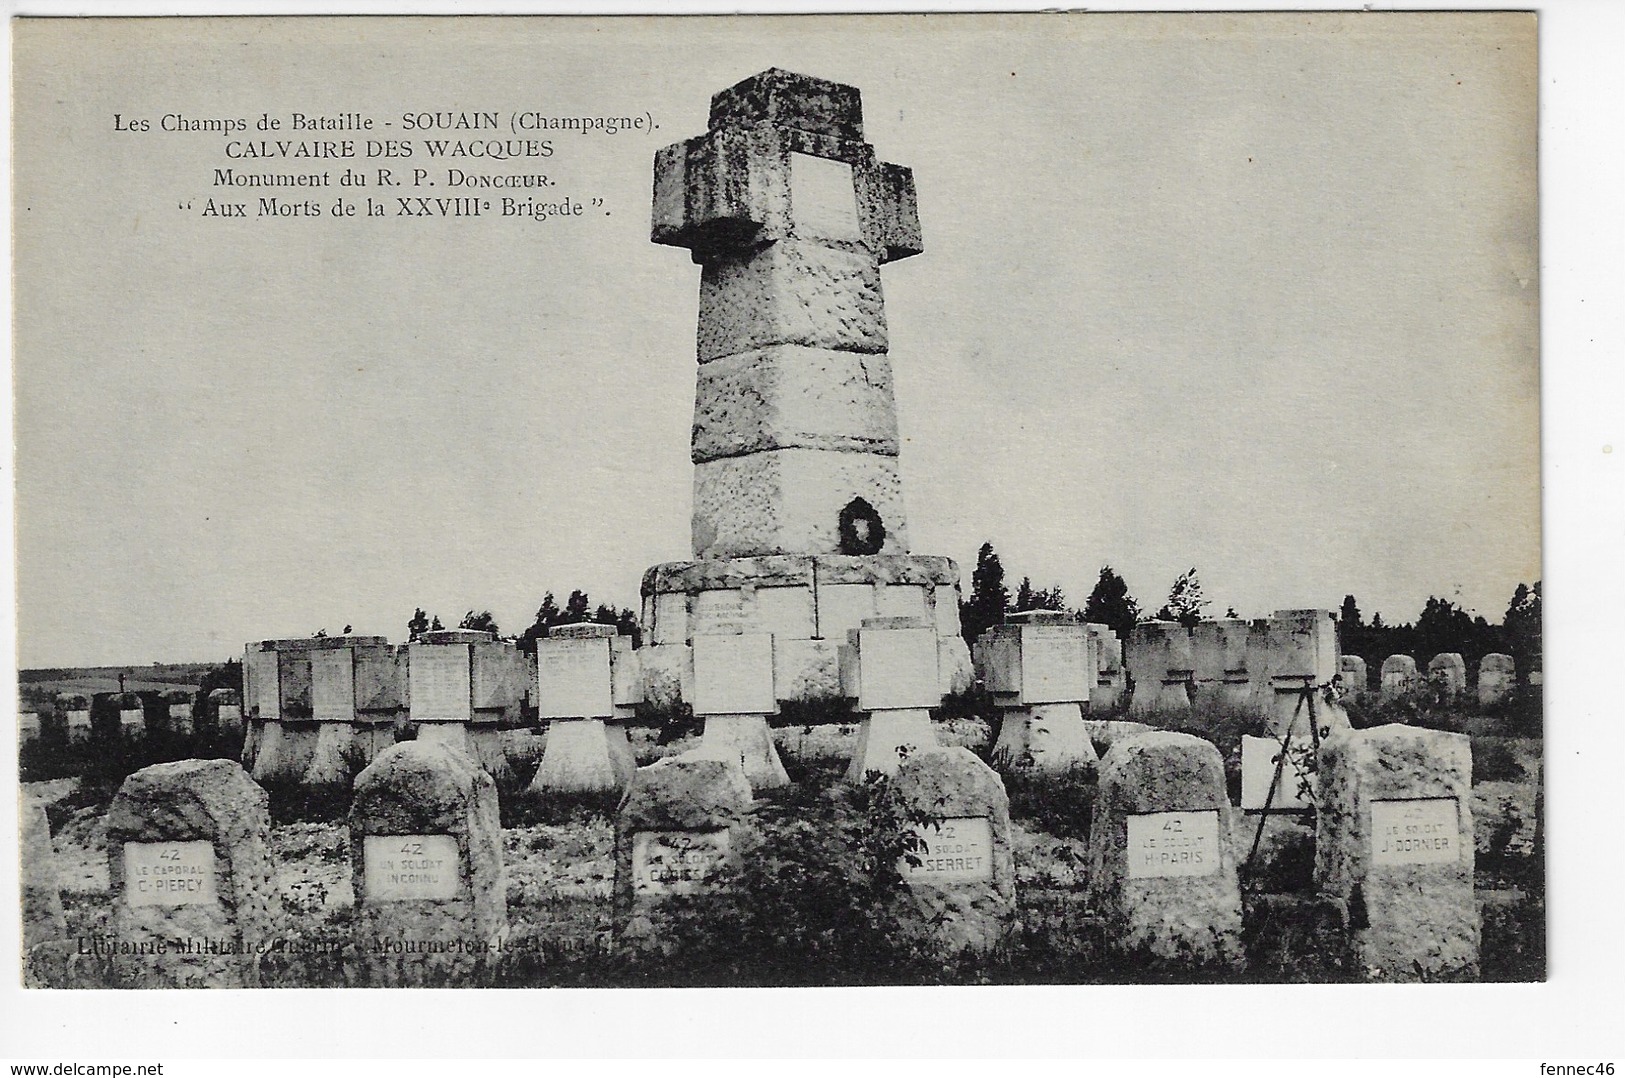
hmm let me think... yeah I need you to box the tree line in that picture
[958,540,1541,681]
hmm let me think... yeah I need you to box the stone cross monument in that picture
[641,68,973,705]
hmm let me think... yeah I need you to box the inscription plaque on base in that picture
[410,646,472,721]
[1126,811,1221,879]
[632,830,731,895]
[1371,798,1460,866]
[123,840,218,907]
[537,637,613,719]
[902,816,993,883]
[691,634,777,716]
[363,834,462,901]
[1020,625,1090,704]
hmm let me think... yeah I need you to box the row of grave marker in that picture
[23,717,1477,985]
[18,688,243,747]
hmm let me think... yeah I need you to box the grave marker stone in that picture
[882,747,1015,956]
[22,797,66,947]
[1477,653,1515,706]
[844,617,942,779]
[1127,621,1193,713]
[209,688,243,734]
[1315,724,1478,980]
[1380,654,1418,698]
[105,759,274,987]
[350,741,507,983]
[614,755,753,951]
[1338,655,1368,699]
[1428,653,1467,698]
[117,693,146,738]
[19,710,41,747]
[690,633,788,789]
[1086,731,1243,970]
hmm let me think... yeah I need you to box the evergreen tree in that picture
[1155,567,1209,627]
[1014,576,1035,613]
[1083,565,1140,639]
[407,608,431,642]
[959,541,1009,645]
[459,610,499,635]
[1503,581,1542,683]
[565,589,592,624]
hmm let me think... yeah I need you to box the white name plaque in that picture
[1371,799,1460,866]
[1126,811,1221,879]
[123,840,218,907]
[537,637,613,719]
[363,834,461,901]
[410,645,471,721]
[1020,625,1090,704]
[903,816,993,883]
[632,830,731,895]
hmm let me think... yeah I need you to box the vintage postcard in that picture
[3,6,1590,1062]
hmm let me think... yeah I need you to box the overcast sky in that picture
[11,13,1539,667]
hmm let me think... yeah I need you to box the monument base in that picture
[848,707,937,780]
[638,554,973,705]
[990,703,1099,773]
[697,714,789,789]
[531,719,636,794]
[251,721,318,784]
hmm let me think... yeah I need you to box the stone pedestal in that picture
[978,613,1098,773]
[614,755,754,952]
[1127,620,1194,713]
[882,747,1015,957]
[1192,618,1250,707]
[531,625,636,794]
[1247,610,1350,737]
[690,633,787,789]
[639,554,972,706]
[164,690,195,736]
[19,711,42,747]
[1086,731,1243,971]
[349,741,507,984]
[1314,724,1478,981]
[843,617,943,778]
[1086,624,1127,710]
[105,759,274,987]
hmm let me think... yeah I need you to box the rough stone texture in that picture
[698,714,790,790]
[1339,655,1369,697]
[1191,619,1249,704]
[643,552,959,594]
[532,719,634,794]
[614,755,754,950]
[637,556,967,705]
[303,722,358,788]
[1080,719,1154,756]
[65,709,92,742]
[355,645,407,714]
[349,741,507,984]
[848,707,938,780]
[1477,653,1516,706]
[1086,732,1244,971]
[692,345,899,463]
[991,703,1099,773]
[1428,652,1467,696]
[692,448,906,558]
[1087,624,1126,710]
[710,68,865,142]
[979,618,1093,708]
[251,721,319,784]
[277,651,314,719]
[1314,724,1478,981]
[883,748,1015,957]
[1381,654,1419,697]
[697,240,885,362]
[1127,621,1194,713]
[22,796,66,946]
[243,644,281,721]
[419,629,496,645]
[105,759,274,987]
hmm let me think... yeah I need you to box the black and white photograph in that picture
[2,3,1620,1066]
